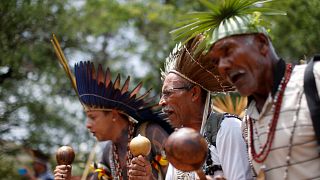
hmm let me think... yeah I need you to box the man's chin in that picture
[95,136,102,141]
[168,119,182,128]
[234,83,253,96]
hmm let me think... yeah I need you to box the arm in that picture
[216,117,253,180]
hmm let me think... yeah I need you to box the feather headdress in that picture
[171,0,286,53]
[74,61,160,123]
[51,35,172,128]
[161,35,234,93]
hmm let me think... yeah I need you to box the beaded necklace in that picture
[248,63,292,163]
[111,123,134,180]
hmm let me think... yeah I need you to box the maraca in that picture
[164,127,208,179]
[56,145,75,165]
[129,134,151,156]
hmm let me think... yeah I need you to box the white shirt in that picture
[216,117,253,180]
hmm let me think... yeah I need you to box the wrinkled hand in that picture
[128,155,153,180]
[54,165,72,180]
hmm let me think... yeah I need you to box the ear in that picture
[191,86,202,102]
[111,109,119,119]
[254,33,269,56]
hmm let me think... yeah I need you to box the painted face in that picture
[86,110,113,141]
[209,34,268,96]
[159,73,194,128]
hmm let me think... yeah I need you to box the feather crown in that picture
[161,35,234,93]
[75,61,165,123]
[171,0,286,53]
[51,34,173,131]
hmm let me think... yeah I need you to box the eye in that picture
[87,114,96,121]
[223,43,235,57]
[211,57,220,66]
[225,47,232,56]
[162,90,170,97]
[161,89,174,99]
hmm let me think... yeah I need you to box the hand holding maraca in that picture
[128,134,154,180]
[54,146,75,180]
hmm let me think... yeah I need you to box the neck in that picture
[184,106,205,132]
[252,58,284,112]
[114,126,129,145]
[252,93,269,112]
[112,115,130,143]
[113,125,131,172]
[184,121,203,132]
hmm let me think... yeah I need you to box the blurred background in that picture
[1,0,319,179]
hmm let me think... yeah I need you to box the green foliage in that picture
[0,0,319,177]
[266,0,320,61]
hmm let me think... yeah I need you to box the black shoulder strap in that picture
[303,54,320,154]
[204,112,225,146]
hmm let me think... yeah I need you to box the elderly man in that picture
[129,36,253,180]
[171,0,320,179]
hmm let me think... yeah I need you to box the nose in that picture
[86,119,92,129]
[159,96,167,106]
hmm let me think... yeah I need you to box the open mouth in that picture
[228,70,245,84]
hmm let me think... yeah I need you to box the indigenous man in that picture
[172,0,320,179]
[129,36,253,180]
[52,61,173,180]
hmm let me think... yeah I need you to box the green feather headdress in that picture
[171,0,286,53]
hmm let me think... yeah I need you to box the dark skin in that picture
[208,33,279,112]
[54,110,169,180]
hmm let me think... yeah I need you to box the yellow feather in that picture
[50,34,78,96]
[212,94,247,118]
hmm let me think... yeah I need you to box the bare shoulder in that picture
[145,122,170,153]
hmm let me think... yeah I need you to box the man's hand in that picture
[53,165,72,180]
[128,155,154,180]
